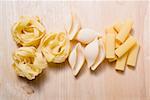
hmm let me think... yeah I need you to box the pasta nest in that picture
[40,32,70,63]
[12,47,47,80]
[12,16,45,47]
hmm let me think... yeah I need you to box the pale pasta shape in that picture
[64,12,81,40]
[68,43,85,76]
[84,38,105,70]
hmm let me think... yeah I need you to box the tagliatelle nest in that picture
[12,47,47,80]
[40,32,70,63]
[11,16,45,47]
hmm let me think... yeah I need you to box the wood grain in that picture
[0,1,149,100]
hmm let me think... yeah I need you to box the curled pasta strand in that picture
[40,32,70,63]
[13,47,47,80]
[12,16,45,47]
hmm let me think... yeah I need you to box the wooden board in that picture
[0,1,150,100]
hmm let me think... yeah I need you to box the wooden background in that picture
[0,1,149,100]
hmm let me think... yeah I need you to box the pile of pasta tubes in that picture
[11,13,140,80]
[105,20,140,71]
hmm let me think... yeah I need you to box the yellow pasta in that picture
[12,47,47,80]
[115,41,121,48]
[106,33,115,59]
[112,22,122,48]
[12,16,45,47]
[115,36,136,58]
[116,20,133,43]
[113,22,122,33]
[41,32,70,63]
[115,53,128,71]
[127,42,140,67]
[108,55,118,62]
[105,26,122,49]
[105,26,117,34]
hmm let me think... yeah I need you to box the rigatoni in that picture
[127,42,140,67]
[106,33,115,59]
[116,20,133,43]
[115,53,128,71]
[115,36,136,58]
[105,19,140,72]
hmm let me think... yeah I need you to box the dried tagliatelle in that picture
[40,32,70,63]
[12,47,47,80]
[12,16,45,47]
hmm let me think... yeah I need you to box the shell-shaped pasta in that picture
[12,47,47,80]
[84,38,105,70]
[12,16,45,47]
[68,43,85,76]
[75,28,101,44]
[90,38,105,70]
[64,13,73,35]
[41,32,70,63]
[84,38,99,68]
[64,12,81,40]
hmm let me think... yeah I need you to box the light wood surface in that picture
[0,1,150,100]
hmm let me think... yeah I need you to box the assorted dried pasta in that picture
[11,14,140,80]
